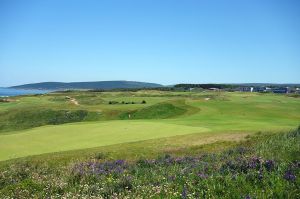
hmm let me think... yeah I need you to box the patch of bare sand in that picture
[70,98,79,105]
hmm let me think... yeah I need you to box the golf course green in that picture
[0,121,209,160]
[0,90,299,161]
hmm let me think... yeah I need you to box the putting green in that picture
[0,120,209,161]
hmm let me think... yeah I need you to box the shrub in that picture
[0,109,89,132]
[108,101,118,104]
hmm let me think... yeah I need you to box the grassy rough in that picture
[119,102,187,119]
[0,109,88,132]
[0,128,299,198]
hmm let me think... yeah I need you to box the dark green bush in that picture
[0,109,88,132]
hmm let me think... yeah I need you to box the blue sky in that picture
[0,0,299,86]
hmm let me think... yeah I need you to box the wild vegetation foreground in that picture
[0,128,299,198]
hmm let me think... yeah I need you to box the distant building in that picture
[239,87,251,92]
[209,88,219,91]
[272,87,288,94]
[252,87,268,92]
[264,87,272,92]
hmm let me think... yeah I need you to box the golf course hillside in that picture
[0,90,299,198]
[2,0,300,197]
[0,89,300,198]
[0,90,299,161]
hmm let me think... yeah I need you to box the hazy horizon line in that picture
[2,80,300,88]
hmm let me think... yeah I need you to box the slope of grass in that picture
[0,121,210,161]
[119,102,187,119]
[0,109,89,132]
[0,128,298,198]
[0,131,247,168]
[165,92,300,132]
[0,91,299,161]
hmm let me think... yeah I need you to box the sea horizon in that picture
[0,87,50,97]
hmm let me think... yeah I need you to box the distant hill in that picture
[10,81,163,90]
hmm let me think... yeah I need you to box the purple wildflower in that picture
[264,160,275,171]
[248,157,262,169]
[245,195,251,199]
[72,159,128,176]
[175,157,184,164]
[284,170,296,182]
[115,159,125,165]
[181,186,187,199]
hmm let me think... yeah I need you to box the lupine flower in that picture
[115,160,125,165]
[175,157,184,164]
[181,186,187,199]
[72,160,128,176]
[264,160,275,171]
[248,157,262,169]
[284,170,296,181]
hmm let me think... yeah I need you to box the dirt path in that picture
[65,96,79,105]
[70,98,79,106]
[70,98,79,105]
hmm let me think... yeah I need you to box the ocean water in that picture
[0,87,50,97]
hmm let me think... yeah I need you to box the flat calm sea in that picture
[0,87,50,97]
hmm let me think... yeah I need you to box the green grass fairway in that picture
[0,91,299,161]
[0,121,209,161]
